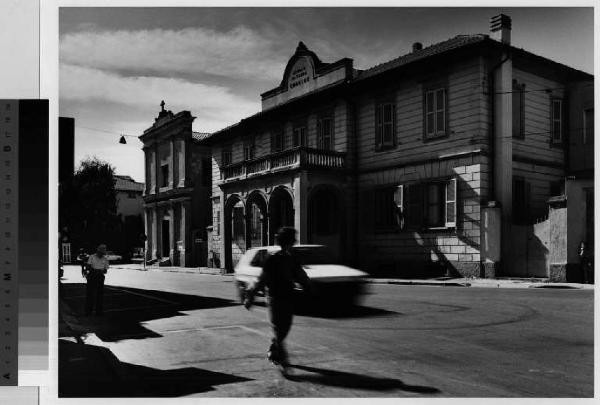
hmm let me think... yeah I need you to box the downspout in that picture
[487,50,511,202]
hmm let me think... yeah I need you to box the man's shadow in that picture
[286,364,440,394]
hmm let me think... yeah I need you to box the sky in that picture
[58,7,594,183]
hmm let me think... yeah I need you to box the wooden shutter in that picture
[406,184,423,228]
[445,178,457,228]
[375,104,383,147]
[394,185,404,229]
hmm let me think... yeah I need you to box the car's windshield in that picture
[292,246,335,265]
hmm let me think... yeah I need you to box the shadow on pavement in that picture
[287,364,440,394]
[60,283,238,342]
[296,304,400,319]
[59,340,251,397]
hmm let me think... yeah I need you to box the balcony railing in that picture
[220,147,346,182]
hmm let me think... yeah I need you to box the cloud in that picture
[60,64,260,132]
[60,26,286,82]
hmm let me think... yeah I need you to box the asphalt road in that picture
[59,265,594,398]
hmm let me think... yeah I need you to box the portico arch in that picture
[268,186,295,245]
[224,194,245,272]
[246,191,268,249]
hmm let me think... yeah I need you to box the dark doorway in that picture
[161,219,170,258]
[268,188,294,245]
[308,187,342,260]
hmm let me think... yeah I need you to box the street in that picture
[59,265,593,398]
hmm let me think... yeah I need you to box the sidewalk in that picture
[106,263,594,290]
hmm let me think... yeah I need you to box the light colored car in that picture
[234,244,369,306]
[105,251,123,263]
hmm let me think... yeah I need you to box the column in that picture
[169,204,175,264]
[295,173,309,243]
[168,139,175,188]
[144,208,151,261]
[180,200,192,267]
[151,206,158,260]
[178,138,187,188]
[172,139,179,188]
[154,144,160,193]
[148,147,156,194]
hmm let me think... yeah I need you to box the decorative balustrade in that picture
[220,147,345,181]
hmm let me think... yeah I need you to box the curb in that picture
[368,280,471,287]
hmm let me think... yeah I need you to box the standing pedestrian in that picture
[579,241,593,284]
[85,244,109,316]
[244,227,310,375]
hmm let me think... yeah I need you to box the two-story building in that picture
[197,14,593,280]
[139,103,212,267]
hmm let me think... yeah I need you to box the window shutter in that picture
[425,91,434,136]
[375,104,382,146]
[406,184,423,228]
[392,104,397,145]
[394,185,404,229]
[445,178,457,228]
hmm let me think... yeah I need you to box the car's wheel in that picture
[236,281,247,303]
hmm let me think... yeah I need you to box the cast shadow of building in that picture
[59,340,251,397]
[60,283,238,342]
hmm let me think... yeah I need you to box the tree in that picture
[60,157,120,253]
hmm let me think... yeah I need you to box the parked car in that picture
[234,245,368,307]
[105,251,123,263]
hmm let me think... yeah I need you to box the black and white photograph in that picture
[52,4,599,400]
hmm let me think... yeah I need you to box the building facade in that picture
[198,15,593,280]
[139,104,212,267]
[114,175,144,218]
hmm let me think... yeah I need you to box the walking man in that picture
[85,244,109,316]
[244,227,311,374]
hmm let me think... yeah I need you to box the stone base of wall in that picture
[448,261,480,278]
[480,261,497,278]
[374,260,483,279]
[549,263,567,282]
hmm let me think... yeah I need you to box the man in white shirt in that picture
[85,244,109,315]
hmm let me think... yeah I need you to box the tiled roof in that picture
[356,34,488,81]
[192,131,212,142]
[114,175,144,192]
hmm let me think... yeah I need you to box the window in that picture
[250,249,269,267]
[376,102,396,148]
[370,179,456,230]
[512,177,530,224]
[160,164,169,187]
[424,87,446,138]
[583,108,594,145]
[243,139,255,161]
[292,125,307,147]
[317,116,333,150]
[222,148,232,166]
[512,80,525,138]
[551,98,563,144]
[271,130,284,152]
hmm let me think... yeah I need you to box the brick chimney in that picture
[490,14,512,44]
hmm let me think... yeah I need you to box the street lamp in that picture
[118,134,137,144]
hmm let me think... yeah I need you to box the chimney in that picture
[490,14,511,44]
[412,42,423,52]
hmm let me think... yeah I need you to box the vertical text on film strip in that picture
[0,100,18,385]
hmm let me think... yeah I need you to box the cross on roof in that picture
[160,100,165,112]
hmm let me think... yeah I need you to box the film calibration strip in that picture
[0,100,19,385]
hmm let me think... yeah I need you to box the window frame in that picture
[221,147,232,166]
[243,137,255,161]
[550,97,564,145]
[292,123,307,148]
[160,164,169,188]
[271,129,285,153]
[375,100,397,150]
[317,115,334,150]
[402,178,457,230]
[423,85,448,140]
